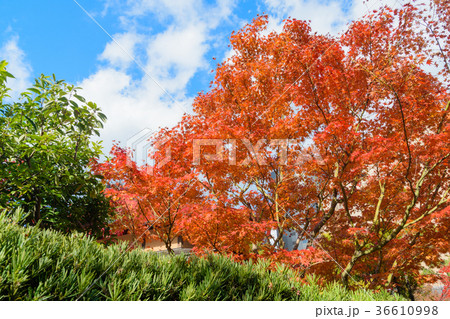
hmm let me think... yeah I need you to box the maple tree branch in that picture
[272,228,285,249]
[404,187,450,228]
[293,217,310,250]
[424,23,450,74]
[387,160,402,176]
[354,96,371,132]
[213,218,222,253]
[426,181,442,210]
[374,249,383,275]
[420,152,450,191]
[357,63,415,190]
[437,100,449,135]
[373,181,385,228]
[316,175,331,203]
[301,61,329,125]
[391,89,414,190]
[356,153,450,257]
[141,197,159,220]
[252,177,276,217]
[123,201,139,241]
[339,182,354,227]
[341,157,449,282]
[136,198,155,225]
[195,217,222,254]
[311,188,338,239]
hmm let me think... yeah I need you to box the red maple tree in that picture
[96,0,449,295]
[93,120,200,253]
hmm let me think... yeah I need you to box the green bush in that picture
[0,210,405,301]
[0,62,111,236]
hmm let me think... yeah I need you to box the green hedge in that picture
[0,211,404,300]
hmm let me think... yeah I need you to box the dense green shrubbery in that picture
[0,210,404,301]
[0,62,112,236]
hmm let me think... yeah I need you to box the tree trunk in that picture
[341,251,363,286]
[165,239,174,255]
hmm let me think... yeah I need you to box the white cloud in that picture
[99,32,143,69]
[264,0,348,35]
[126,0,199,22]
[263,0,405,35]
[78,0,235,155]
[0,36,32,98]
[78,67,187,154]
[350,0,405,21]
[145,24,209,92]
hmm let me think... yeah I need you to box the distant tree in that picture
[92,121,200,253]
[0,61,112,236]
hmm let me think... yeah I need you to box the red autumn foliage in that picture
[92,123,200,253]
[95,0,449,295]
[438,265,450,301]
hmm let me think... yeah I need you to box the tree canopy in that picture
[96,0,449,297]
[0,61,112,236]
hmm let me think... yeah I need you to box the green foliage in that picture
[0,210,405,301]
[0,61,112,236]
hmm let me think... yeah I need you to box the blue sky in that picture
[0,0,399,154]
